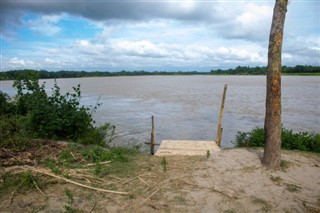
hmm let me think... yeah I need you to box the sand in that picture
[1,148,319,212]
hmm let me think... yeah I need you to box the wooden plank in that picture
[155,140,220,156]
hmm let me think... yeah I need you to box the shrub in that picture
[0,115,30,148]
[1,75,115,147]
[80,146,139,163]
[13,78,96,141]
[233,127,320,153]
[0,91,16,116]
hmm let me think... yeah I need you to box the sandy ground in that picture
[1,148,319,213]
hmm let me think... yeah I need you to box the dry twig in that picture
[122,176,138,185]
[88,194,103,213]
[138,176,149,187]
[32,177,46,196]
[8,183,22,207]
[5,166,128,195]
[84,161,111,167]
[139,188,160,207]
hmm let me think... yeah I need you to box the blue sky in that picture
[1,0,319,71]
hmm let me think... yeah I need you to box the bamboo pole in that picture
[150,115,155,155]
[216,84,228,147]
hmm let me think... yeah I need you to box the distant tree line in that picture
[0,65,319,80]
[0,69,205,80]
[210,65,320,75]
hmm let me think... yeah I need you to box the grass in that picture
[285,184,301,192]
[173,195,186,205]
[280,160,292,171]
[252,198,272,212]
[270,176,283,185]
[224,210,236,213]
[206,150,211,159]
[161,157,168,172]
[0,172,47,197]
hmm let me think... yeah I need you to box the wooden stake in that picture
[151,115,155,155]
[216,84,227,147]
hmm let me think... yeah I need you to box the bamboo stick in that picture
[216,84,227,147]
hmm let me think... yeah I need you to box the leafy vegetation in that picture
[0,74,115,148]
[233,127,320,153]
[80,146,139,163]
[0,65,319,80]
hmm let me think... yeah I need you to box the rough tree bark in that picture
[262,0,288,169]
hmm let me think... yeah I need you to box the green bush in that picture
[0,115,30,148]
[233,127,320,153]
[13,78,95,140]
[1,75,115,147]
[0,91,16,116]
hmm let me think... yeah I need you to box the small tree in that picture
[263,0,289,169]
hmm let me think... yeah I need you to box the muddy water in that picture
[1,75,319,148]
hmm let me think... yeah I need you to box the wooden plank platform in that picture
[155,140,220,156]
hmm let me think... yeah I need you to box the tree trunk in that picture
[262,0,288,169]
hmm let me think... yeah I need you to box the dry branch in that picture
[138,176,149,187]
[5,166,128,195]
[139,188,160,206]
[122,176,138,185]
[9,183,22,207]
[32,178,46,196]
[84,161,111,167]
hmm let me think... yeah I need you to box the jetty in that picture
[155,140,220,156]
[147,85,227,156]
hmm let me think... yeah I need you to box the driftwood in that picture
[5,166,128,195]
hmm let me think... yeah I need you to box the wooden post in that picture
[216,84,227,147]
[150,115,155,155]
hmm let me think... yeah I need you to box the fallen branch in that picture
[122,176,138,185]
[6,166,128,195]
[138,176,149,187]
[108,175,122,181]
[139,188,160,206]
[9,183,22,207]
[70,152,77,160]
[84,161,111,167]
[88,194,103,213]
[32,177,46,196]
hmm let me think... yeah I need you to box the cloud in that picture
[1,0,213,23]
[112,40,168,58]
[8,57,38,68]
[1,1,272,40]
[9,57,26,66]
[25,15,62,36]
[217,3,273,41]
[1,0,319,71]
[282,35,320,66]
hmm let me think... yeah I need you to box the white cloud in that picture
[221,3,273,40]
[45,58,55,64]
[112,40,168,58]
[8,57,39,68]
[9,57,26,66]
[25,15,62,36]
[1,1,318,71]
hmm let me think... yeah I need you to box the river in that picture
[1,75,319,148]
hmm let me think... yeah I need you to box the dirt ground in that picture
[1,146,319,213]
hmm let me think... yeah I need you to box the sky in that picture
[0,0,319,72]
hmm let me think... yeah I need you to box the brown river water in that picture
[1,75,319,148]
